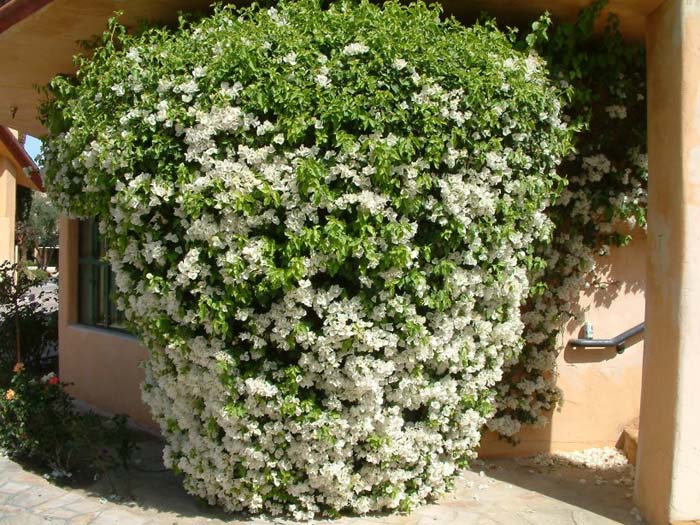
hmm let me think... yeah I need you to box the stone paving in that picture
[0,440,645,525]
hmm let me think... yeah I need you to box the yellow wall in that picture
[634,0,700,521]
[0,126,44,263]
[59,217,647,446]
[0,156,17,262]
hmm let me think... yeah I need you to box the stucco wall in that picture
[481,232,646,456]
[0,156,17,263]
[58,217,154,429]
[635,0,700,521]
[59,216,646,447]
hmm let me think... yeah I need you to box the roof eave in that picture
[0,125,44,191]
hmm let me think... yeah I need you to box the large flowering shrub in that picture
[40,0,572,517]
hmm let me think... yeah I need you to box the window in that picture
[78,219,126,330]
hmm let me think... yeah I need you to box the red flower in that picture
[48,376,60,386]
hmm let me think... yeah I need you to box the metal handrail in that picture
[569,323,644,354]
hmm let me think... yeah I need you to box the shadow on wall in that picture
[586,244,646,310]
[563,332,644,365]
[564,229,646,365]
[480,229,647,458]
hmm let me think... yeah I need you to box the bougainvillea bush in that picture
[488,2,648,439]
[40,0,572,517]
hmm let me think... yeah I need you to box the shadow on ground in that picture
[0,429,642,525]
[479,455,638,524]
[83,433,246,523]
[74,434,642,525]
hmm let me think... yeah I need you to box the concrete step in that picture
[620,418,639,465]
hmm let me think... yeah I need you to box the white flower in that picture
[40,372,57,384]
[126,47,141,62]
[282,52,297,65]
[392,58,408,70]
[176,248,202,285]
[605,105,628,119]
[315,74,331,88]
[342,42,369,56]
[256,120,275,136]
[41,3,640,518]
[178,80,199,94]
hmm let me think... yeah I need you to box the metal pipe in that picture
[569,322,644,354]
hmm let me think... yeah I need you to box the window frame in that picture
[77,218,127,332]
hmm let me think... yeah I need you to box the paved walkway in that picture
[0,441,644,525]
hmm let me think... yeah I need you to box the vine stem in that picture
[13,265,22,364]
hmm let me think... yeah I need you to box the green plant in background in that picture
[0,261,134,482]
[40,0,572,516]
[28,192,60,269]
[1,365,76,472]
[15,185,34,263]
[0,261,56,386]
[28,192,59,249]
[14,191,59,268]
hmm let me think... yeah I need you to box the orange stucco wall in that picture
[634,0,700,521]
[58,217,154,429]
[0,156,17,263]
[481,233,646,456]
[59,216,647,446]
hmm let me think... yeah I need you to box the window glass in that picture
[77,219,126,330]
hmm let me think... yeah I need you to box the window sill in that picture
[67,322,137,341]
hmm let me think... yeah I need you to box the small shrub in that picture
[0,365,135,479]
[0,261,57,385]
[0,366,74,469]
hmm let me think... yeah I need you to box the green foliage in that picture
[15,187,35,264]
[0,262,132,480]
[0,367,75,469]
[28,192,59,248]
[489,1,648,438]
[36,0,649,514]
[538,0,647,240]
[0,366,136,479]
[0,309,57,386]
[15,186,33,224]
[0,261,56,384]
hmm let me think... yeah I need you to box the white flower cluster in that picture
[41,1,571,518]
[129,97,548,516]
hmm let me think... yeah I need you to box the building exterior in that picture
[0,0,698,523]
[0,125,43,262]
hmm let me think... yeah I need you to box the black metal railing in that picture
[569,323,644,354]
